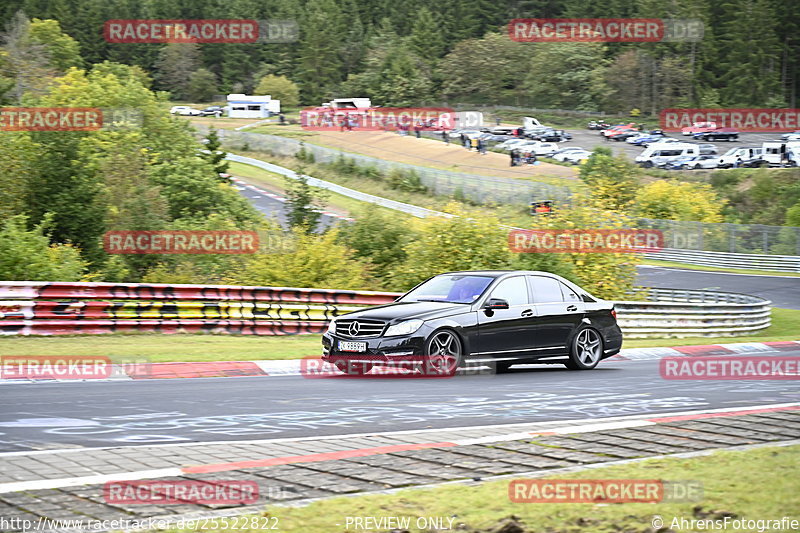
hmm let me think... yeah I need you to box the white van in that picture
[635,142,699,168]
[762,141,800,166]
[718,146,763,167]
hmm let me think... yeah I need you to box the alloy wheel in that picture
[565,328,602,370]
[576,329,601,366]
[426,330,462,376]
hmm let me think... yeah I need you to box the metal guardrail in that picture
[198,126,574,205]
[227,154,452,220]
[616,288,772,338]
[636,218,800,256]
[646,248,800,273]
[0,282,770,339]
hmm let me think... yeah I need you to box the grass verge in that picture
[159,444,800,532]
[229,149,529,224]
[642,259,800,278]
[0,308,795,362]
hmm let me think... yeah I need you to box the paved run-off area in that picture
[0,407,798,531]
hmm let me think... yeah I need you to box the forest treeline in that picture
[1,0,798,113]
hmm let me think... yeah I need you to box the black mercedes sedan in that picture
[321,271,623,375]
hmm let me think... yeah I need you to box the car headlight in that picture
[326,320,336,334]
[384,319,424,337]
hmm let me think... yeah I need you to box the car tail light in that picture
[611,309,617,320]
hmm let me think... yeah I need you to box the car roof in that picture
[439,270,563,278]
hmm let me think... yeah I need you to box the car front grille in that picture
[335,319,385,338]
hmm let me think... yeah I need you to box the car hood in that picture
[337,301,472,323]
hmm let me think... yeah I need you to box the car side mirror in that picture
[483,298,509,310]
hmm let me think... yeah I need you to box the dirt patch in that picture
[312,130,578,181]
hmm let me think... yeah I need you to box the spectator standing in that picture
[478,138,487,154]
[443,130,450,145]
[470,137,478,151]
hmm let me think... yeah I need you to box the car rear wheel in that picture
[565,328,603,370]
[424,330,463,376]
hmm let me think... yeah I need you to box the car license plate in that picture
[339,341,367,352]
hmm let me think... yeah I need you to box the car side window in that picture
[529,276,565,303]
[488,277,529,307]
[559,282,581,302]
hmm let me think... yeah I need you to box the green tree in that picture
[579,149,640,211]
[337,207,413,284]
[153,43,200,100]
[28,18,82,71]
[186,68,218,102]
[438,32,529,103]
[523,42,608,111]
[634,180,725,223]
[0,132,37,219]
[390,205,513,290]
[296,0,345,103]
[202,128,230,181]
[1,11,56,102]
[229,228,372,290]
[410,7,445,59]
[283,165,328,232]
[253,74,300,107]
[0,215,86,281]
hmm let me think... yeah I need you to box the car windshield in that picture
[401,274,495,304]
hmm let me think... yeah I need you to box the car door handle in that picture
[566,305,578,312]
[521,309,534,317]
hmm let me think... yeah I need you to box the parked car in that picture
[762,141,800,166]
[526,142,560,156]
[531,129,572,142]
[321,270,623,375]
[717,147,764,168]
[587,120,611,130]
[681,121,717,136]
[629,133,666,146]
[664,154,720,170]
[524,126,554,139]
[635,142,700,168]
[602,123,638,139]
[780,131,800,141]
[611,131,640,142]
[550,147,586,161]
[696,143,719,155]
[198,105,226,116]
[497,139,533,151]
[169,105,201,116]
[692,128,739,142]
[560,149,593,164]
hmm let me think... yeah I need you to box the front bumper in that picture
[321,331,430,365]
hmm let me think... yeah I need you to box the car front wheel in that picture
[425,329,463,376]
[565,328,603,370]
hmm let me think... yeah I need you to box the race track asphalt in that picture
[636,265,800,309]
[2,351,799,452]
